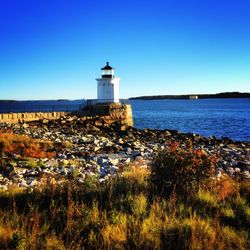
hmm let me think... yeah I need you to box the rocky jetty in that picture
[0,115,249,191]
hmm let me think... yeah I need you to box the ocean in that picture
[0,98,250,142]
[131,98,250,142]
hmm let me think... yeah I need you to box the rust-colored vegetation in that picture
[0,133,55,158]
[151,142,216,199]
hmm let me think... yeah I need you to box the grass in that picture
[0,165,249,249]
[0,136,249,249]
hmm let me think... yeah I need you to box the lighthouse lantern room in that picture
[96,62,120,103]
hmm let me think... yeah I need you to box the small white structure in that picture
[96,62,120,103]
[189,95,198,100]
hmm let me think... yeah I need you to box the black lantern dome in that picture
[101,62,114,78]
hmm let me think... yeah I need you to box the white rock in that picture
[99,178,106,183]
[123,158,131,164]
[109,158,119,165]
[0,185,8,191]
[234,168,241,173]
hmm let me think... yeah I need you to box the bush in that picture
[150,142,216,200]
[0,133,55,158]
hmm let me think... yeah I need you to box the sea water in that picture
[130,98,250,142]
[0,98,249,141]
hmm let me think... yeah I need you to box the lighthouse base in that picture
[79,103,133,128]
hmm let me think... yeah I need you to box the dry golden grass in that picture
[102,213,127,248]
[122,164,150,183]
[0,153,249,249]
[189,216,217,250]
[46,234,66,250]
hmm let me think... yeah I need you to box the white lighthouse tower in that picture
[96,62,120,103]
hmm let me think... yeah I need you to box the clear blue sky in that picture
[0,0,249,100]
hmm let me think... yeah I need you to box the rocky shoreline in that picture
[0,116,249,191]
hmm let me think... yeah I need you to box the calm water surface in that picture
[0,98,249,141]
[130,98,250,142]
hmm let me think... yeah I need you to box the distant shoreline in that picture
[130,92,250,100]
[1,92,250,102]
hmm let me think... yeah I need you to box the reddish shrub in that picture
[151,142,216,200]
[214,176,238,201]
[0,133,55,158]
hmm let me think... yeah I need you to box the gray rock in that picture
[226,167,235,176]
[110,165,119,174]
[131,150,141,157]
[125,147,132,154]
[98,158,108,165]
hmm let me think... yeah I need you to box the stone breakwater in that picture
[0,103,133,127]
[0,112,67,123]
[0,115,249,191]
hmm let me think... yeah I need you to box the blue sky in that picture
[0,0,249,100]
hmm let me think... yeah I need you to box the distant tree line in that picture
[130,92,250,100]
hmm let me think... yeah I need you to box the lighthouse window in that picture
[102,69,114,75]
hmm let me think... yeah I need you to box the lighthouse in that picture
[96,62,120,103]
